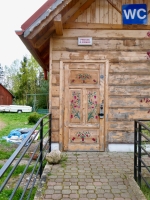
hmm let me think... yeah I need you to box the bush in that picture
[28,112,41,124]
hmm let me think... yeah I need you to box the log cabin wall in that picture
[50,0,150,150]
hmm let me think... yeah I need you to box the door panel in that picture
[69,70,99,85]
[69,89,82,124]
[64,62,105,151]
[86,89,99,124]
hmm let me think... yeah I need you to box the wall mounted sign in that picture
[122,4,147,25]
[78,37,92,45]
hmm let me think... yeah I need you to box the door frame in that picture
[59,60,109,151]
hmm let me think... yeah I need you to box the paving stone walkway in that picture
[35,152,146,200]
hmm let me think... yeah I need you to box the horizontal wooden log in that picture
[109,108,150,120]
[52,97,59,107]
[109,86,150,96]
[108,131,134,143]
[109,74,150,86]
[52,108,59,118]
[52,74,60,85]
[52,119,59,131]
[63,22,150,30]
[108,121,134,131]
[52,62,60,74]
[109,63,150,74]
[109,97,149,108]
[53,29,150,39]
[53,38,150,51]
[52,51,150,62]
[51,131,59,142]
[51,86,59,96]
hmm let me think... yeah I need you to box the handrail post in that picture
[138,123,142,188]
[134,120,137,182]
[49,113,52,152]
[40,119,43,178]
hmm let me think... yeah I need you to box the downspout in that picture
[44,69,48,80]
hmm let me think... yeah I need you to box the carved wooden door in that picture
[64,62,105,151]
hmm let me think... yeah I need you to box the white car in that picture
[1,105,32,113]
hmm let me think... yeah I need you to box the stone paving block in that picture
[86,185,95,190]
[93,181,102,186]
[121,193,131,198]
[101,185,111,190]
[51,194,62,199]
[47,186,54,189]
[70,193,79,198]
[78,181,87,186]
[54,186,63,190]
[88,190,95,193]
[96,189,105,194]
[85,179,93,183]
[63,186,70,189]
[47,182,56,186]
[78,189,88,194]
[104,193,114,198]
[44,194,52,199]
[97,193,104,198]
[62,189,71,194]
[87,193,97,198]
[70,185,79,189]
[71,189,78,194]
[55,190,62,194]
[63,181,71,185]
[104,189,111,193]
[63,195,69,198]
[109,181,118,186]
[111,188,122,193]
[45,189,54,195]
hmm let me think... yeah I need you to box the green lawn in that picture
[0,113,34,160]
[0,113,41,200]
[0,113,33,137]
[141,184,150,200]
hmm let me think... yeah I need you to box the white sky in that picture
[0,0,47,67]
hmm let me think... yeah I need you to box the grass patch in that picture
[0,164,39,200]
[0,113,33,138]
[73,153,80,156]
[60,154,68,168]
[0,113,48,199]
[141,184,150,200]
[0,164,36,183]
[0,113,37,160]
[0,187,37,200]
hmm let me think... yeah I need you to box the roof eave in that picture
[21,0,56,31]
[15,31,49,71]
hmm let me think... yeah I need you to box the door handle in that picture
[98,103,104,118]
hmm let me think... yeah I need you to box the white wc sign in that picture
[122,4,147,25]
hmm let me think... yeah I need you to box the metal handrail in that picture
[134,119,150,189]
[0,113,51,200]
